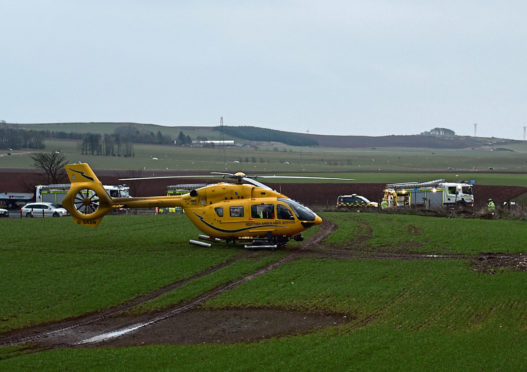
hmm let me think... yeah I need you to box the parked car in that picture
[336,194,379,208]
[0,208,8,217]
[20,202,68,217]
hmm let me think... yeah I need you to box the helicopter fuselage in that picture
[114,182,321,239]
[62,163,322,244]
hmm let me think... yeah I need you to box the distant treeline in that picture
[1,124,178,156]
[80,128,184,156]
[113,125,173,145]
[0,126,45,149]
[81,134,135,157]
[214,126,318,146]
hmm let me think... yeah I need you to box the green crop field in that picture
[0,214,235,332]
[2,138,527,186]
[323,212,527,253]
[1,212,527,370]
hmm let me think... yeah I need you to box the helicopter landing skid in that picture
[189,239,212,248]
[242,237,280,250]
[243,244,278,250]
[198,234,221,243]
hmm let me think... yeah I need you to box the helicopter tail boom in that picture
[63,163,185,227]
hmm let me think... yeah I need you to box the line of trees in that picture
[215,126,318,146]
[0,126,45,149]
[81,134,134,157]
[113,125,174,145]
[176,131,192,145]
[1,124,176,149]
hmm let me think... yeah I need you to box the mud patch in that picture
[407,225,423,235]
[471,253,527,274]
[81,309,349,346]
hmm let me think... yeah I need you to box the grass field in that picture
[323,212,527,253]
[0,214,236,332]
[2,139,527,186]
[1,212,527,370]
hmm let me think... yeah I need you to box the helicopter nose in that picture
[314,215,323,225]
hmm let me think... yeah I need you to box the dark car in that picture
[336,194,378,208]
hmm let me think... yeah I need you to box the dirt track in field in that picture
[0,220,343,349]
[1,218,526,352]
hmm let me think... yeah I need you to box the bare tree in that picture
[31,151,68,184]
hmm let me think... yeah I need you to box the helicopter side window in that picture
[251,204,274,219]
[230,206,244,217]
[277,204,294,220]
[278,198,316,221]
[215,207,223,217]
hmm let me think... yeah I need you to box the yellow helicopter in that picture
[62,163,352,248]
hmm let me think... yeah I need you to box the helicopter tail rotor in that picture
[64,163,189,227]
[62,163,115,227]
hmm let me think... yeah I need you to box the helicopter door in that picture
[251,204,274,219]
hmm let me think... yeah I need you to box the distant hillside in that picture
[8,122,220,139]
[301,133,519,149]
[4,122,520,149]
[213,126,318,146]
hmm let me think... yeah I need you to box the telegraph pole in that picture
[220,116,226,168]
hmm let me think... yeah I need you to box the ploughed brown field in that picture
[1,169,525,209]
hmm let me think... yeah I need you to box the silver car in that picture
[0,208,8,217]
[20,202,68,218]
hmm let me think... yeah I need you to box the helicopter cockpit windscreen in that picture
[278,198,316,221]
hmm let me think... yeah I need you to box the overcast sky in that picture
[1,1,526,139]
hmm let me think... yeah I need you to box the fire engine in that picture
[383,179,474,209]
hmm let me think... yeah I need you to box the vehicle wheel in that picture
[26,212,33,218]
[53,212,59,217]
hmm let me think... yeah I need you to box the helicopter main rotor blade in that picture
[210,172,233,176]
[258,175,355,181]
[119,175,217,181]
[242,177,272,190]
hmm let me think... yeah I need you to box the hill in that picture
[4,122,521,149]
[301,133,518,149]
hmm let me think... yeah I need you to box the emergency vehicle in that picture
[0,192,34,209]
[35,184,130,205]
[336,194,378,208]
[383,179,474,209]
[157,184,207,214]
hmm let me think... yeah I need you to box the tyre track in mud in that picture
[0,251,252,347]
[67,220,338,346]
[300,217,472,261]
[303,218,526,272]
[3,218,508,350]
[0,221,336,348]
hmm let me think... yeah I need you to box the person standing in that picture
[488,198,495,214]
